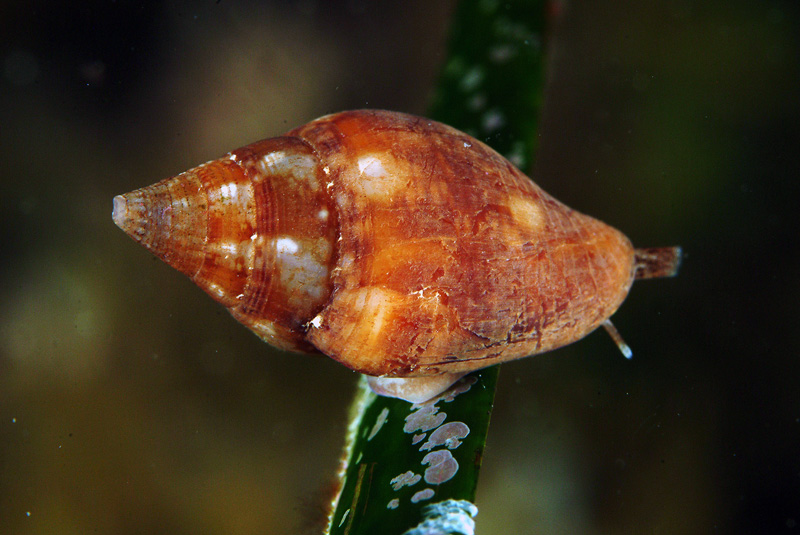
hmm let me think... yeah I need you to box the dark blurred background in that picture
[1,1,798,534]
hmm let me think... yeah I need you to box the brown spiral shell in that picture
[113,110,680,402]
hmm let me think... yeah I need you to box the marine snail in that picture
[113,110,680,403]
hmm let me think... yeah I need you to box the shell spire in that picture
[113,159,253,307]
[114,138,338,353]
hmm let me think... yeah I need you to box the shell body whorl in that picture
[289,111,635,377]
[114,110,643,396]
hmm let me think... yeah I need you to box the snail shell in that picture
[113,110,680,402]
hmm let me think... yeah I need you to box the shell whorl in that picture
[113,137,337,353]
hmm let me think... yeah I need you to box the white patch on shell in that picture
[367,407,389,441]
[246,319,279,342]
[171,196,190,211]
[358,155,387,177]
[204,240,253,279]
[368,372,467,404]
[411,489,435,504]
[421,450,459,485]
[206,239,251,261]
[508,195,545,237]
[275,237,299,255]
[217,241,239,255]
[390,470,421,491]
[274,236,331,306]
[419,422,470,452]
[387,499,400,510]
[218,182,238,200]
[258,150,318,190]
[204,282,227,301]
[351,154,407,199]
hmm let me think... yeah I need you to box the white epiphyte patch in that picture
[387,499,400,510]
[411,489,435,504]
[404,405,447,434]
[404,499,478,535]
[436,375,478,403]
[367,407,389,441]
[258,150,319,190]
[419,422,470,452]
[389,375,480,508]
[421,450,459,485]
[390,470,421,491]
[337,508,350,528]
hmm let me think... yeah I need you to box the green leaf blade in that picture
[327,1,549,533]
[328,371,498,535]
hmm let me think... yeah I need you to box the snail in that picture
[113,110,680,403]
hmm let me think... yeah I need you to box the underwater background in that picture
[1,1,798,533]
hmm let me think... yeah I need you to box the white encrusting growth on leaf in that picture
[402,499,478,535]
[390,471,422,491]
[410,489,435,503]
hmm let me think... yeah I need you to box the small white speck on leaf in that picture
[338,508,350,527]
[367,408,389,441]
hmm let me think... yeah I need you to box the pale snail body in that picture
[113,110,679,402]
